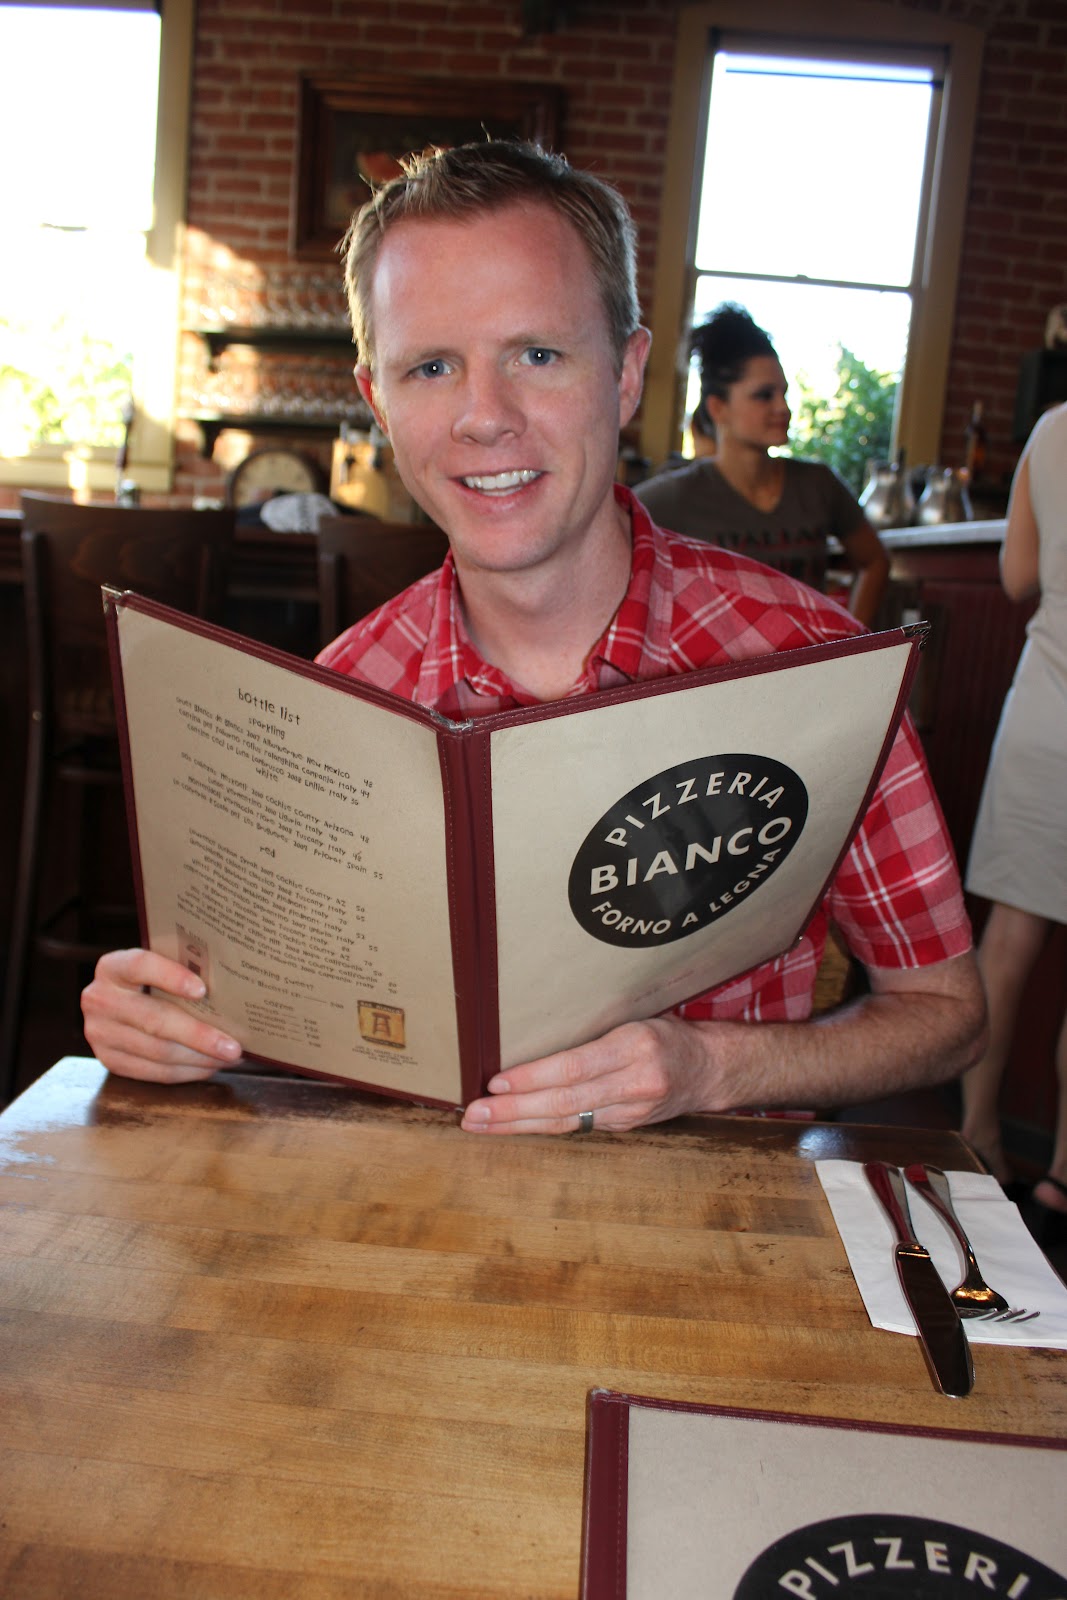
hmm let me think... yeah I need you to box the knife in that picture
[863,1160,974,1398]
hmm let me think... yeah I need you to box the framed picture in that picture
[291,74,565,258]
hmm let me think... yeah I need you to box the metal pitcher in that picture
[859,459,914,531]
[916,467,974,526]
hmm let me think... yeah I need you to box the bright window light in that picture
[690,45,939,470]
[0,6,161,453]
[696,51,934,288]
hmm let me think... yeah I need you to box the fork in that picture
[903,1164,1038,1323]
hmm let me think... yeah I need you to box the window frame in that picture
[0,0,194,494]
[642,0,984,470]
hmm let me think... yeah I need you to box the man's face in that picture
[357,201,649,582]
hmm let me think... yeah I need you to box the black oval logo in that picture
[568,753,807,948]
[733,1512,1066,1598]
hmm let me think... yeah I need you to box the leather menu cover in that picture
[581,1389,1067,1599]
[104,590,922,1110]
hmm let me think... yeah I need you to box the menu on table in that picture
[581,1390,1067,1599]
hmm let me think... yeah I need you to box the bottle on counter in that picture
[115,395,135,502]
[962,400,987,486]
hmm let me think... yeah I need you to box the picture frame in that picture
[291,74,565,258]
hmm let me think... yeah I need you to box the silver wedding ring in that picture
[576,1109,595,1134]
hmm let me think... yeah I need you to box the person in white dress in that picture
[962,402,1067,1208]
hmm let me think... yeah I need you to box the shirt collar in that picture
[415,485,676,713]
[590,487,675,680]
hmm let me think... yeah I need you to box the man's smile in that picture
[459,469,544,494]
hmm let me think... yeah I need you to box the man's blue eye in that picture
[523,347,557,365]
[415,359,448,378]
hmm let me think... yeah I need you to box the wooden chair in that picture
[1,493,235,1103]
[316,515,449,648]
[812,922,863,1015]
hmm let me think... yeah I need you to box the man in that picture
[82,141,985,1134]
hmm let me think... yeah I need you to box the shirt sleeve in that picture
[827,713,973,969]
[314,573,440,700]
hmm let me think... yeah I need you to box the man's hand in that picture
[461,1015,724,1136]
[81,949,243,1084]
[461,951,987,1137]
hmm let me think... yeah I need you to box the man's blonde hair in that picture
[343,140,641,374]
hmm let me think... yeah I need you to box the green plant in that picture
[0,314,132,454]
[787,345,897,496]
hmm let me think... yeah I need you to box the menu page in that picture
[114,603,464,1105]
[489,639,912,1069]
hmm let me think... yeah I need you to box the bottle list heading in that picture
[238,687,300,728]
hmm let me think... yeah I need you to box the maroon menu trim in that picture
[581,1388,631,1600]
[436,728,498,1104]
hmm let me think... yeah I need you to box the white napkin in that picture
[817,1159,1067,1347]
[259,492,338,532]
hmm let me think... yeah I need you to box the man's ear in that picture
[355,364,388,435]
[617,326,652,428]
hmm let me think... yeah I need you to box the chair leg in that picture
[1,720,47,1105]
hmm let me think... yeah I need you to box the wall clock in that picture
[227,446,325,507]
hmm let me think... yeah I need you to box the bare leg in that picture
[1033,999,1067,1213]
[960,901,1049,1181]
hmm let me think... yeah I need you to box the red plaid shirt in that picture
[319,488,972,1022]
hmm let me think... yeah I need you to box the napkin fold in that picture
[816,1159,1067,1347]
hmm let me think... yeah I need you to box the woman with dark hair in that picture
[636,303,889,626]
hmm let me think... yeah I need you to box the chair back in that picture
[19,492,234,739]
[316,515,449,648]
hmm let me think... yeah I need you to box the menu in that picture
[105,591,922,1109]
[581,1390,1067,1599]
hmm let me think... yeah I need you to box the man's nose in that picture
[451,366,525,444]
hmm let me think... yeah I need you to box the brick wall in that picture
[175,0,680,501]
[896,0,1067,483]
[175,0,1066,501]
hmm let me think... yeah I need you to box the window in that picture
[688,43,942,483]
[0,0,194,493]
[642,1,984,471]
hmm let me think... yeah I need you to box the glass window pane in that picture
[687,275,911,426]
[0,6,160,453]
[1,228,147,451]
[694,51,934,288]
[0,6,160,229]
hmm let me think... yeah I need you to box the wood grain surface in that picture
[2,1058,1065,1599]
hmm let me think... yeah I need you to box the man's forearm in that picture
[685,959,987,1116]
[461,954,986,1138]
[848,566,886,628]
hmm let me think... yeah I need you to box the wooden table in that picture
[2,1059,1064,1598]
